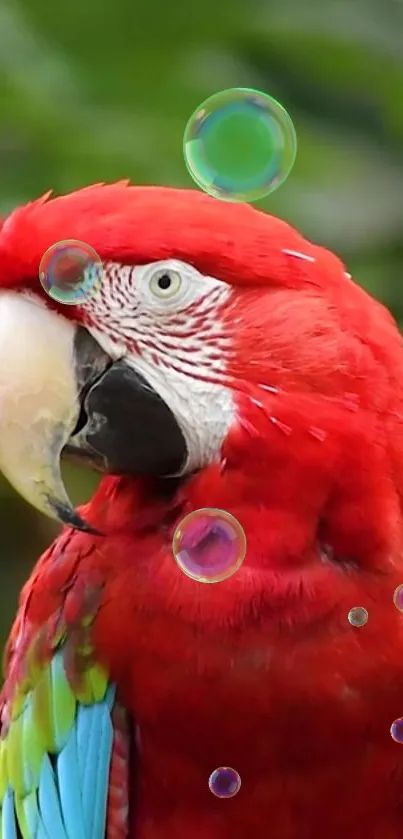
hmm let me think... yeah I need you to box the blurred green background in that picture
[1,0,403,649]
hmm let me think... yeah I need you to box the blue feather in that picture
[78,702,113,838]
[2,790,18,839]
[37,756,67,839]
[75,686,116,837]
[57,689,115,839]
[75,703,95,835]
[1,676,118,839]
[35,818,51,839]
[92,709,114,839]
[56,725,86,839]
[105,686,116,712]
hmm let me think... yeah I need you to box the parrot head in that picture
[1,181,403,630]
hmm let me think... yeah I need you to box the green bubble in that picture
[348,606,368,627]
[183,88,297,203]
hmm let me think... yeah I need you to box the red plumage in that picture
[2,183,403,838]
[0,181,345,288]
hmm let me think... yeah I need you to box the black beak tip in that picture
[46,497,104,536]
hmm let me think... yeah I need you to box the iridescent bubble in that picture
[172,508,246,583]
[390,718,403,744]
[393,585,403,612]
[183,87,297,203]
[208,767,241,799]
[347,606,368,627]
[39,240,104,305]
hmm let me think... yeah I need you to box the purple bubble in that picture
[391,718,403,744]
[208,767,241,799]
[393,585,403,613]
[172,508,246,583]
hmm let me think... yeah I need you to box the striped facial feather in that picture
[81,258,237,472]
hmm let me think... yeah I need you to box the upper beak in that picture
[0,293,187,530]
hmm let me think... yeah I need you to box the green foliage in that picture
[0,0,402,649]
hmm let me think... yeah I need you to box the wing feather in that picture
[0,534,130,839]
[0,651,119,839]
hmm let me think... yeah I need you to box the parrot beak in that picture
[0,293,107,531]
[0,292,187,530]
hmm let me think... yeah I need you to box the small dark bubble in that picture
[391,718,403,744]
[208,767,241,799]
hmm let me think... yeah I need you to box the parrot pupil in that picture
[157,273,172,290]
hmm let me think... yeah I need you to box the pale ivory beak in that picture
[0,292,94,530]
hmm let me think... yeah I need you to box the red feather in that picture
[0,181,341,291]
[2,184,403,837]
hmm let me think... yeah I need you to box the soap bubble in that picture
[39,240,103,305]
[393,585,403,612]
[172,508,246,583]
[390,718,403,744]
[183,87,297,203]
[347,606,368,627]
[208,767,241,799]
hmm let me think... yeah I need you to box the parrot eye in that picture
[149,268,182,299]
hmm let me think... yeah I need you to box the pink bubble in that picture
[172,508,246,583]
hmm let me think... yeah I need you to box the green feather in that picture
[5,712,24,796]
[0,738,9,799]
[49,655,76,750]
[15,789,39,839]
[21,699,46,793]
[10,691,26,723]
[31,667,56,755]
[75,663,108,705]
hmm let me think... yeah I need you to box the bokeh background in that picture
[1,0,403,650]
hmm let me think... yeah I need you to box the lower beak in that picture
[0,294,187,530]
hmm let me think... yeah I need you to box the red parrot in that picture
[0,182,403,839]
